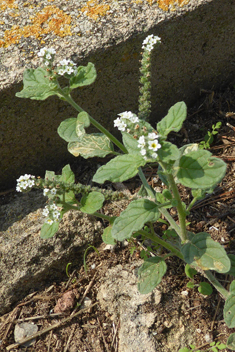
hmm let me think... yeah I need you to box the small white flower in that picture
[114,118,126,131]
[52,210,60,220]
[46,218,54,225]
[50,188,57,195]
[44,60,50,67]
[42,206,50,217]
[148,139,161,152]
[151,152,158,159]
[142,35,161,52]
[50,203,58,210]
[43,188,50,196]
[140,148,147,156]
[64,66,75,75]
[38,48,47,57]
[137,135,146,148]
[47,48,56,55]
[58,69,65,75]
[60,59,69,66]
[46,53,52,60]
[148,132,158,140]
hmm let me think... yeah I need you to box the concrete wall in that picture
[1,0,235,190]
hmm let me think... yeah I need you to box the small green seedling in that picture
[199,122,222,149]
[185,264,213,295]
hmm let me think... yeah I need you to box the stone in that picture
[1,0,235,190]
[97,261,162,352]
[0,192,103,315]
[14,322,38,347]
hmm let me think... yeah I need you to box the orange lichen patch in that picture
[0,6,72,48]
[0,0,18,11]
[81,0,110,20]
[157,0,190,11]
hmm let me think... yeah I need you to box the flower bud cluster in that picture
[38,48,56,68]
[57,59,78,76]
[42,203,61,225]
[37,48,78,77]
[137,132,161,160]
[142,35,161,52]
[114,111,139,132]
[16,174,35,192]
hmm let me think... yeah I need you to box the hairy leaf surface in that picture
[68,133,113,158]
[157,102,187,137]
[111,199,160,241]
[93,154,146,183]
[138,257,167,294]
[182,232,230,273]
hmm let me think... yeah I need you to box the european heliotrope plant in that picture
[16,35,235,349]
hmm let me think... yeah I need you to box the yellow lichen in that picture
[80,0,110,20]
[0,0,18,11]
[0,5,72,48]
[157,0,190,11]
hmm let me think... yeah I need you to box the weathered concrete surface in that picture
[0,191,103,314]
[1,0,235,190]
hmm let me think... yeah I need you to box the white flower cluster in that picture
[137,132,161,160]
[114,111,139,132]
[38,48,56,66]
[16,174,35,192]
[42,203,61,225]
[57,59,77,76]
[43,188,57,196]
[142,35,161,52]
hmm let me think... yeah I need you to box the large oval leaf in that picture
[57,118,79,142]
[80,191,104,214]
[16,67,58,100]
[138,257,167,294]
[181,232,231,273]
[68,133,113,158]
[40,221,60,239]
[69,62,97,89]
[157,101,187,137]
[111,199,160,241]
[224,293,235,328]
[176,150,226,189]
[93,154,146,184]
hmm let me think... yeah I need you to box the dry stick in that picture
[14,313,64,323]
[47,330,53,352]
[63,324,76,352]
[6,303,98,351]
[111,320,119,351]
[97,317,111,352]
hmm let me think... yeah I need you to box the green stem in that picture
[138,229,184,260]
[92,211,114,222]
[60,91,128,154]
[203,270,229,300]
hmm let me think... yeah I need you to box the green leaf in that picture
[76,111,90,137]
[93,154,146,184]
[157,141,180,162]
[227,254,235,276]
[111,199,160,241]
[69,62,97,89]
[80,191,104,214]
[157,101,187,137]
[40,221,60,239]
[16,67,58,100]
[230,280,235,294]
[186,281,195,289]
[185,264,197,279]
[224,293,235,328]
[122,132,139,154]
[198,282,213,295]
[176,150,227,189]
[138,257,167,294]
[181,232,231,273]
[57,118,79,142]
[102,225,116,245]
[227,333,235,350]
[61,164,75,184]
[68,133,113,158]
